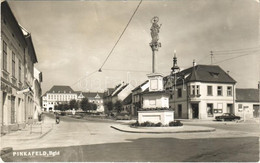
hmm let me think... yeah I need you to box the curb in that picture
[18,127,53,141]
[3,127,53,141]
[110,125,216,134]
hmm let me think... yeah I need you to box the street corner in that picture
[110,124,216,134]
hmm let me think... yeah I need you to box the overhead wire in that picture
[213,50,259,64]
[213,49,260,55]
[212,46,260,53]
[70,0,142,87]
[98,0,143,71]
[71,70,98,87]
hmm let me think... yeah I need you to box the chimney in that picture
[193,59,196,67]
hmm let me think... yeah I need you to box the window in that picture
[191,85,195,95]
[196,85,200,95]
[3,41,8,71]
[207,86,212,96]
[227,86,232,96]
[12,52,15,77]
[177,88,182,98]
[18,60,21,82]
[207,104,213,117]
[170,94,173,99]
[217,86,222,96]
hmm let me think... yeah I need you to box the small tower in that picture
[171,50,180,75]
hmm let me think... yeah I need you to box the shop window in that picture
[207,103,213,117]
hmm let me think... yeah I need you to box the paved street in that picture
[1,114,259,162]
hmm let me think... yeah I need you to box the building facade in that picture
[1,1,40,133]
[77,92,104,112]
[235,88,260,120]
[165,63,236,120]
[42,85,77,112]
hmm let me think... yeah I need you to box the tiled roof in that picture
[165,65,236,85]
[47,85,75,94]
[82,92,104,99]
[236,88,260,102]
[112,84,129,97]
[122,93,132,105]
[132,80,149,92]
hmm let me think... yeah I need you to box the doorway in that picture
[191,103,199,119]
[253,105,259,118]
[178,104,182,118]
[227,104,234,114]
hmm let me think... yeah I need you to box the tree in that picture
[63,104,69,111]
[80,98,89,112]
[69,99,78,110]
[114,100,123,113]
[91,103,97,111]
[106,101,114,112]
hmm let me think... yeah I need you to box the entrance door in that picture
[178,104,182,118]
[191,104,199,119]
[253,105,260,118]
[227,104,234,114]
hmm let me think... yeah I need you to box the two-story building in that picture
[1,1,41,133]
[42,85,77,112]
[165,61,236,120]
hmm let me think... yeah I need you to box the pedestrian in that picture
[55,112,60,124]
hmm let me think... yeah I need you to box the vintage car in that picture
[215,113,241,121]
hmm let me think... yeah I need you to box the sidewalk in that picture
[178,118,260,124]
[111,124,216,134]
[1,115,54,142]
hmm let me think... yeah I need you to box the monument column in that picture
[149,16,161,73]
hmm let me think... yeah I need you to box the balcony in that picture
[188,94,201,101]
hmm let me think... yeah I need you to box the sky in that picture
[8,0,260,93]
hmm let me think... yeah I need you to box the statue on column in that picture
[150,16,161,43]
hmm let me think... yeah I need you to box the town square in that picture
[0,0,260,162]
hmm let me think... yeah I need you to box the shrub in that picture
[131,121,140,127]
[155,122,162,127]
[169,120,183,126]
[131,121,163,127]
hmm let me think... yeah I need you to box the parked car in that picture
[215,113,241,121]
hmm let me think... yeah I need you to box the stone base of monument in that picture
[138,110,174,125]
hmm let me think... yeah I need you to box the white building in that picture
[235,88,260,120]
[131,80,149,115]
[42,85,77,112]
[111,83,135,104]
[165,60,236,120]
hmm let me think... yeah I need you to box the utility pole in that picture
[210,51,213,65]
